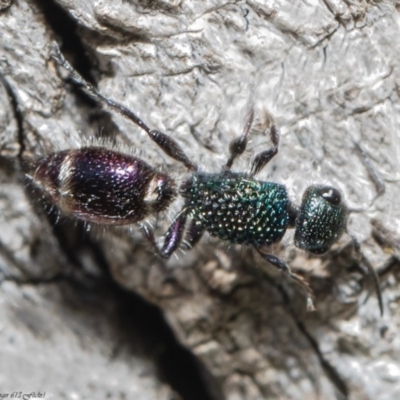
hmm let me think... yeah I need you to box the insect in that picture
[30,44,380,312]
[31,147,176,225]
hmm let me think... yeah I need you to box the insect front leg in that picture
[348,233,383,316]
[256,249,315,311]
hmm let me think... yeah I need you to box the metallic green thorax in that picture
[295,186,349,254]
[181,172,290,246]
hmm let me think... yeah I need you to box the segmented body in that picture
[42,45,376,313]
[33,147,175,225]
[182,172,290,246]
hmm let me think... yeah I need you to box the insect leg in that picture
[50,44,197,171]
[224,109,254,170]
[142,211,187,259]
[353,142,385,204]
[182,220,204,249]
[349,233,383,316]
[249,125,279,176]
[256,249,315,311]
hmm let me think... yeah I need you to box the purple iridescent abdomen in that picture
[33,147,175,224]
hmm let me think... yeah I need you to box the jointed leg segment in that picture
[223,108,280,176]
[250,125,279,176]
[142,211,188,260]
[183,220,204,249]
[257,249,315,311]
[225,109,254,170]
[349,233,383,316]
[51,44,197,172]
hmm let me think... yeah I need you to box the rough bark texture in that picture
[1,1,400,399]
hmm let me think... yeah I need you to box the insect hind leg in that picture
[141,211,187,259]
[50,44,197,172]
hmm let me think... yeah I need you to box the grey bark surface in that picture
[1,1,400,399]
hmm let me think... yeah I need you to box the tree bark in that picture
[0,1,399,399]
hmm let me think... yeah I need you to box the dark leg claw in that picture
[257,249,315,311]
[250,125,279,176]
[225,109,254,170]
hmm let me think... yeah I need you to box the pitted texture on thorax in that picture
[182,172,290,246]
